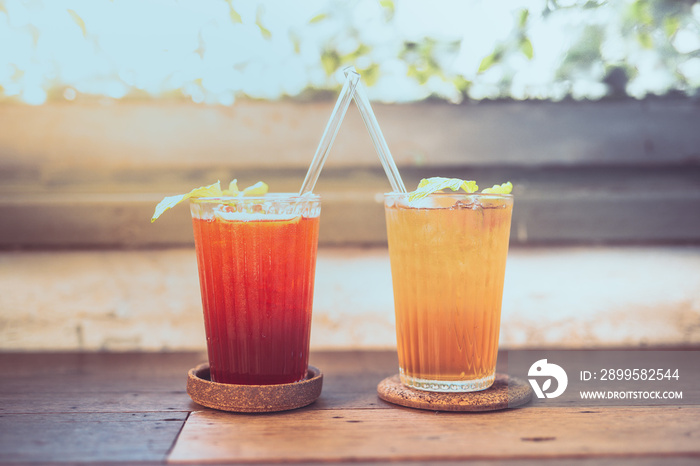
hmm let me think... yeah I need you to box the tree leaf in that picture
[379,0,395,19]
[309,13,327,23]
[518,8,529,28]
[663,16,680,38]
[257,21,271,39]
[321,50,340,76]
[452,75,470,93]
[67,9,86,37]
[478,51,499,73]
[520,37,534,59]
[629,0,653,25]
[229,7,242,24]
[225,0,242,24]
[289,31,301,54]
[256,6,271,39]
[637,31,653,49]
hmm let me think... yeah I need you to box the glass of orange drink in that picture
[384,189,513,392]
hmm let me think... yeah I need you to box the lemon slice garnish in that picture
[408,177,479,202]
[242,181,269,196]
[482,182,513,194]
[222,179,239,196]
[151,180,269,222]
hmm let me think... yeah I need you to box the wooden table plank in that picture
[0,352,204,415]
[0,412,188,463]
[168,406,700,463]
[0,351,205,391]
[0,352,200,463]
[0,391,195,414]
[309,350,400,410]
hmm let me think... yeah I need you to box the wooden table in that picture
[1,350,698,465]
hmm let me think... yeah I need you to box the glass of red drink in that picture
[190,194,321,385]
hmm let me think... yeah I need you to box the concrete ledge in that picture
[2,100,700,248]
[1,246,699,351]
[2,100,699,171]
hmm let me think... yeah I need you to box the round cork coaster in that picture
[187,363,323,413]
[377,373,532,412]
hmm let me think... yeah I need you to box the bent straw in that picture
[344,67,407,193]
[299,68,361,196]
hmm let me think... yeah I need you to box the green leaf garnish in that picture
[408,177,478,202]
[151,180,269,222]
[482,182,513,194]
[151,181,223,223]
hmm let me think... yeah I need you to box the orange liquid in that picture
[192,214,319,385]
[385,194,513,391]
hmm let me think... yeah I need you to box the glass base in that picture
[399,368,495,393]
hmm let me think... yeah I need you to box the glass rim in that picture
[190,193,321,203]
[384,191,513,199]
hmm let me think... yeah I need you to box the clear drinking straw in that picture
[299,68,361,196]
[344,67,407,193]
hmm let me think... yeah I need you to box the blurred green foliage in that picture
[0,0,698,103]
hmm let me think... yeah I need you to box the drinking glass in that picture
[384,192,513,392]
[190,194,321,385]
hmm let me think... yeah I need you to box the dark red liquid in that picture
[192,215,320,385]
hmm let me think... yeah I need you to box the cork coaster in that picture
[377,373,532,412]
[187,363,323,413]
